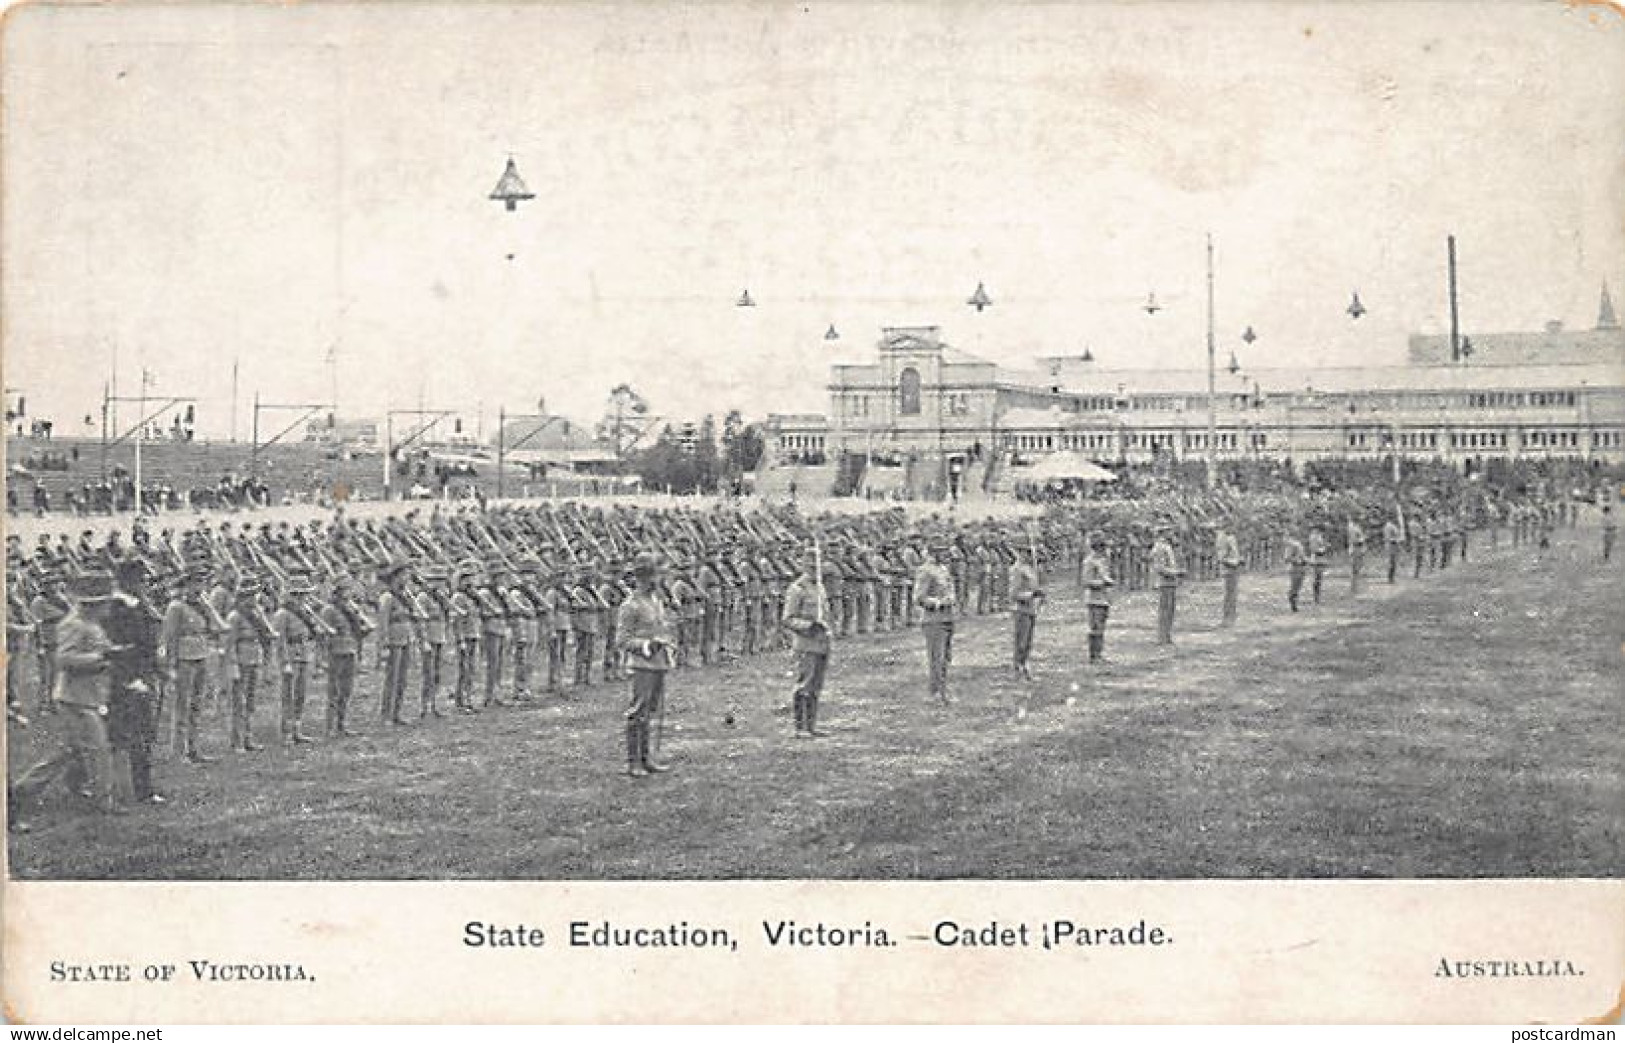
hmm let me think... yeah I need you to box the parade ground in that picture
[6,519,1619,880]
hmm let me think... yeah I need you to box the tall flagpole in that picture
[1447,234,1460,362]
[1205,233,1217,488]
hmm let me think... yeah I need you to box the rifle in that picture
[812,540,826,628]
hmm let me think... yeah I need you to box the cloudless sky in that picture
[4,1,1622,438]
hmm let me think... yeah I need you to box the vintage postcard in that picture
[2,0,1621,1024]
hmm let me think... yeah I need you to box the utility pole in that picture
[1447,234,1460,362]
[495,408,564,500]
[384,408,454,501]
[250,396,331,484]
[1206,233,1218,488]
[103,384,196,510]
[135,367,148,514]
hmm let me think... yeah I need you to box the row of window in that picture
[777,435,826,452]
[1466,391,1579,409]
[1346,430,1615,451]
[846,392,975,417]
[852,382,1597,421]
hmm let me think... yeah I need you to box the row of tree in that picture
[592,387,766,494]
[630,409,765,495]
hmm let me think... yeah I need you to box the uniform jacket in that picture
[320,602,363,657]
[29,594,67,648]
[271,606,316,665]
[377,589,416,648]
[451,590,482,642]
[224,608,269,667]
[1151,539,1183,588]
[1009,563,1043,616]
[54,608,113,710]
[781,575,831,655]
[1080,553,1115,606]
[159,598,216,664]
[912,562,956,623]
[616,589,677,672]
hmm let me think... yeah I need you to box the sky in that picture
[4,1,1623,439]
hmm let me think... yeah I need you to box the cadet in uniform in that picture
[1346,517,1366,595]
[1151,524,1184,645]
[480,567,510,707]
[596,564,625,682]
[451,567,482,712]
[7,572,33,726]
[270,574,321,741]
[781,548,832,738]
[547,571,573,691]
[320,577,369,736]
[11,571,124,827]
[376,562,416,725]
[1383,515,1404,584]
[223,580,273,749]
[616,552,677,777]
[506,567,539,701]
[29,574,69,716]
[106,560,165,805]
[1284,532,1307,612]
[1080,531,1115,662]
[913,539,957,703]
[159,566,222,763]
[1009,545,1043,681]
[570,566,601,687]
[1306,527,1329,605]
[415,568,450,717]
[1603,503,1617,563]
[1216,522,1242,626]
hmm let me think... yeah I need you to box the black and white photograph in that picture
[2,0,1621,1024]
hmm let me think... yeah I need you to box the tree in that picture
[596,383,658,468]
[694,414,720,493]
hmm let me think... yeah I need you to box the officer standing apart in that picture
[780,547,832,739]
[913,538,957,704]
[1346,517,1366,595]
[1008,543,1043,682]
[1215,522,1242,626]
[615,552,677,778]
[1284,531,1307,612]
[1080,531,1115,662]
[1306,526,1329,605]
[106,559,165,805]
[1384,514,1404,584]
[11,571,126,828]
[1151,524,1184,646]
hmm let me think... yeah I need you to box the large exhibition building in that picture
[761,286,1625,499]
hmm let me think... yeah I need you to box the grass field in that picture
[7,522,1621,880]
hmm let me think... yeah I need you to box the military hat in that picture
[284,572,318,596]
